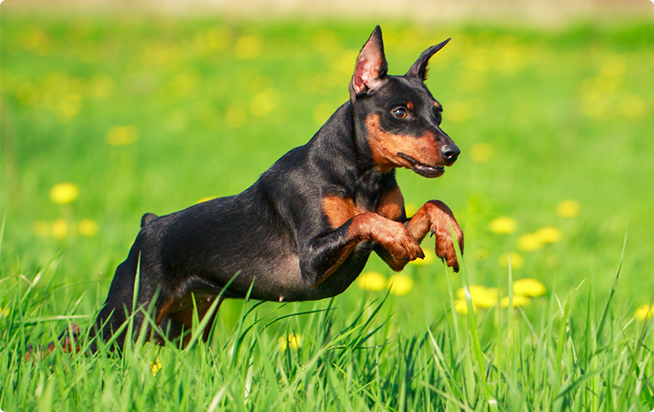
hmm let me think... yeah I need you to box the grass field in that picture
[2,11,654,410]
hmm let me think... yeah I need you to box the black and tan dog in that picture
[92,26,463,350]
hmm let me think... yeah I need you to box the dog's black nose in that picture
[440,144,460,162]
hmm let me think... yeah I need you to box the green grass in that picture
[2,12,654,410]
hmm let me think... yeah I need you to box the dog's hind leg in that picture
[90,237,160,352]
[156,293,224,348]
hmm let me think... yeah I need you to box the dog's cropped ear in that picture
[406,38,451,81]
[350,26,388,99]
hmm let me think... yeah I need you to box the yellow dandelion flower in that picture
[473,287,499,308]
[250,89,279,117]
[619,95,647,119]
[0,307,10,317]
[278,333,301,350]
[50,182,79,204]
[106,125,139,146]
[57,93,82,120]
[455,287,466,300]
[454,299,477,315]
[234,35,262,60]
[635,305,654,321]
[470,143,494,163]
[489,217,518,234]
[20,28,51,55]
[513,278,546,297]
[534,226,563,244]
[150,359,162,375]
[500,295,531,308]
[199,26,230,52]
[77,219,99,237]
[388,274,414,296]
[517,233,544,252]
[52,218,69,240]
[556,200,581,218]
[409,248,436,266]
[599,57,626,79]
[357,271,387,292]
[456,285,498,308]
[475,248,489,261]
[498,251,524,269]
[404,203,417,217]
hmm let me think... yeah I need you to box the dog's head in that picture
[351,26,459,178]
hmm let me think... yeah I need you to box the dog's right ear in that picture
[350,26,388,100]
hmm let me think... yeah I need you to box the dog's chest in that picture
[321,195,369,229]
[321,187,404,229]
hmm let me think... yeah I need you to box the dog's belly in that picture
[241,244,372,303]
[212,245,371,303]
[235,252,304,302]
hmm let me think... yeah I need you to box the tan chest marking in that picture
[377,186,405,221]
[322,187,405,230]
[322,196,365,229]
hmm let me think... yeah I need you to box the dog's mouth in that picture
[397,153,445,178]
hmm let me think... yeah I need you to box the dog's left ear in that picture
[406,38,451,81]
[350,26,388,99]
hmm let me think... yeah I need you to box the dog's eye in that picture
[434,111,443,125]
[391,106,408,119]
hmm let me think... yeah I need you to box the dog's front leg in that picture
[301,212,424,287]
[410,200,464,270]
[376,200,463,272]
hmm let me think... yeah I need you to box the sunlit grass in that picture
[3,242,654,410]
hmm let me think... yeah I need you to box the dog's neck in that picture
[309,100,396,208]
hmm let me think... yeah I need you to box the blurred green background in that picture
[1,3,654,330]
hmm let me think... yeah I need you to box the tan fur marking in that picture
[313,198,365,286]
[348,212,424,262]
[365,114,443,172]
[156,298,178,325]
[155,292,221,345]
[406,101,414,110]
[406,200,463,266]
[322,195,365,229]
[377,186,404,221]
[434,101,442,111]
[377,200,464,272]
